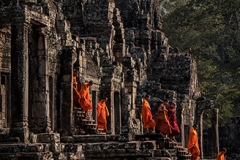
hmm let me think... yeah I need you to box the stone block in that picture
[118,134,133,142]
[140,141,156,149]
[135,149,153,157]
[36,133,60,143]
[102,142,119,149]
[124,141,140,149]
[0,144,46,153]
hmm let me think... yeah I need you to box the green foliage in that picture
[161,0,240,126]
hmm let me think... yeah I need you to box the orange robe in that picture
[187,127,200,160]
[142,99,156,129]
[79,83,92,112]
[156,105,172,135]
[97,100,109,130]
[216,151,225,160]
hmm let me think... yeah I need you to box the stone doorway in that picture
[28,24,51,133]
[114,91,121,134]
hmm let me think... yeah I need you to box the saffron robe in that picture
[142,99,156,129]
[216,151,225,160]
[97,100,109,130]
[156,105,172,135]
[79,83,92,112]
[168,107,180,137]
[187,127,200,160]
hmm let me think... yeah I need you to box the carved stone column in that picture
[199,110,204,159]
[38,27,51,133]
[211,108,219,158]
[180,108,185,147]
[10,21,30,142]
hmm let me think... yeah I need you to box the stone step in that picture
[153,148,177,157]
[61,143,82,152]
[178,154,192,160]
[59,151,84,160]
[157,138,178,149]
[174,145,186,151]
[135,134,163,141]
[82,119,95,125]
[82,141,157,151]
[84,149,153,158]
[0,152,53,160]
[146,158,172,160]
[35,133,60,143]
[85,123,97,129]
[0,143,50,153]
[0,135,20,143]
[75,114,85,118]
[177,150,189,156]
[74,110,85,114]
[61,135,118,143]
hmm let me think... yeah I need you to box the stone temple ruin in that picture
[0,0,220,159]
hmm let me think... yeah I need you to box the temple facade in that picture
[0,0,206,159]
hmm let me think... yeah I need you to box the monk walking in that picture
[216,148,227,160]
[187,124,200,160]
[142,94,156,134]
[97,97,109,133]
[156,100,172,137]
[79,80,93,118]
[168,102,180,141]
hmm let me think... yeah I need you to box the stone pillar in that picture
[180,107,185,147]
[60,46,76,136]
[10,22,29,142]
[109,89,115,135]
[40,28,51,133]
[199,111,204,159]
[211,108,219,158]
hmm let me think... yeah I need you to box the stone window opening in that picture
[1,75,6,85]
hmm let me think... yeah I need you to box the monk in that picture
[187,124,200,160]
[97,97,109,133]
[168,102,180,141]
[142,94,156,134]
[156,100,172,137]
[216,148,227,160]
[79,80,93,118]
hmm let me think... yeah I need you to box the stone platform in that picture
[0,133,192,160]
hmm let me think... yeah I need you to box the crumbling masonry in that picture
[0,0,204,159]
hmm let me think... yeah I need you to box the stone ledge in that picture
[61,135,118,143]
[0,143,50,153]
[36,133,60,143]
[0,152,53,159]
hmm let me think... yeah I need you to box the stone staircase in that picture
[80,134,192,160]
[73,107,98,135]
